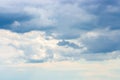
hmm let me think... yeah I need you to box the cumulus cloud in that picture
[0,29,80,64]
[0,29,120,64]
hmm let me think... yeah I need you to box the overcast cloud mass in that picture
[0,0,120,80]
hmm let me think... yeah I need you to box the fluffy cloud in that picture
[0,29,120,64]
[0,29,80,64]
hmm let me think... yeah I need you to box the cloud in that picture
[1,59,120,80]
[0,1,120,80]
[80,28,120,53]
[0,0,96,35]
[0,0,120,64]
[0,29,80,64]
[1,0,120,39]
[0,0,120,33]
[0,29,120,64]
[57,40,80,49]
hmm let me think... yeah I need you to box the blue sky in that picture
[0,0,120,80]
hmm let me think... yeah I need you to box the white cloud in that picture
[0,45,23,64]
[0,29,82,64]
[0,29,120,80]
[0,29,120,64]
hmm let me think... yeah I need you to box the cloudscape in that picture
[0,0,120,80]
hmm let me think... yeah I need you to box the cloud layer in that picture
[0,0,120,64]
[0,29,120,64]
[0,1,120,80]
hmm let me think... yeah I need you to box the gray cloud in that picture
[80,29,120,53]
[57,40,80,49]
[0,0,96,37]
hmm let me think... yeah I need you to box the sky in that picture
[0,0,120,80]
